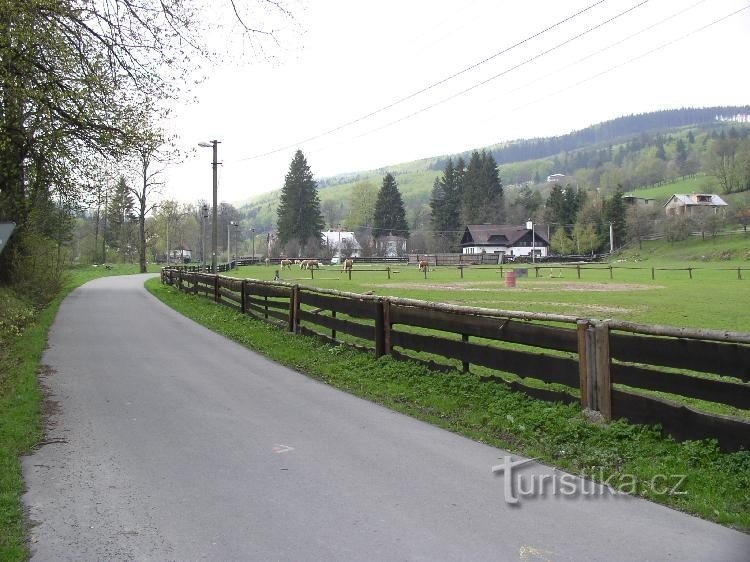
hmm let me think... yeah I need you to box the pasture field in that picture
[226,255,750,332]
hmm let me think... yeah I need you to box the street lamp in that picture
[251,227,255,264]
[201,204,209,270]
[198,140,220,272]
[526,219,536,264]
[227,220,239,262]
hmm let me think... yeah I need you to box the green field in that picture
[226,237,750,332]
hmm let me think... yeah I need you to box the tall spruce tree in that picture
[277,150,325,250]
[430,158,463,249]
[373,173,409,239]
[460,150,503,224]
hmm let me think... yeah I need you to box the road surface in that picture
[23,274,749,560]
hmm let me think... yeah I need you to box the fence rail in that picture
[161,267,750,451]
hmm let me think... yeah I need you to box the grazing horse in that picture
[304,259,320,270]
[264,257,270,266]
[418,260,429,272]
[280,259,292,269]
[343,258,354,272]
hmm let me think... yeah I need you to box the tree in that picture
[344,180,377,231]
[430,158,462,250]
[572,223,600,255]
[461,150,503,224]
[550,227,575,255]
[373,173,409,239]
[106,177,136,259]
[276,150,325,251]
[602,186,627,251]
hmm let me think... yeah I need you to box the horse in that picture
[280,259,292,269]
[343,258,354,272]
[264,257,270,266]
[418,260,429,272]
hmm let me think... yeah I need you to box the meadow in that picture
[226,238,750,332]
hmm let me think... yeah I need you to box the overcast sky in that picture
[161,0,750,206]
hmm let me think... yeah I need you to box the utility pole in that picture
[199,141,220,272]
[251,227,255,263]
[609,222,614,254]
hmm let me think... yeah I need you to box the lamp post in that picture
[201,204,209,270]
[526,219,535,264]
[198,140,220,272]
[251,227,255,264]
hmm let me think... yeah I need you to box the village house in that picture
[460,224,550,260]
[167,245,192,262]
[622,195,656,208]
[322,230,362,262]
[664,193,728,217]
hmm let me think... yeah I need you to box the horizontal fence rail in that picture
[161,267,750,451]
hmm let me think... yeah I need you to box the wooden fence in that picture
[161,268,750,451]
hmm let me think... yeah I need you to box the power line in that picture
[507,3,750,116]
[232,0,608,162]
[311,0,650,154]
[475,0,708,111]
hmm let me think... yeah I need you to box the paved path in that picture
[23,274,748,561]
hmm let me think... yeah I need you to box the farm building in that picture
[168,245,192,262]
[664,193,728,216]
[460,224,550,259]
[622,195,656,208]
[377,235,408,258]
[322,230,362,261]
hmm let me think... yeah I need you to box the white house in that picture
[168,245,192,261]
[664,194,728,217]
[322,230,362,261]
[546,173,566,183]
[460,225,550,259]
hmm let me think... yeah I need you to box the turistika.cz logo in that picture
[491,456,687,505]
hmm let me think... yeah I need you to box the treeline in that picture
[432,106,750,169]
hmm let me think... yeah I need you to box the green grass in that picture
[146,277,750,531]
[0,263,159,561]
[226,240,750,332]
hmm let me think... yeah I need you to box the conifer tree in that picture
[276,150,325,250]
[373,173,409,239]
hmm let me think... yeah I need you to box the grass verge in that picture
[146,277,750,531]
[0,264,158,561]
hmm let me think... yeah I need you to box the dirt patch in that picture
[38,364,60,423]
[368,281,662,292]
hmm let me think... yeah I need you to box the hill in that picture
[239,106,750,236]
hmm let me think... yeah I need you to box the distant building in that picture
[168,245,192,262]
[460,224,549,259]
[622,195,656,208]
[546,173,566,183]
[322,230,362,261]
[664,193,728,217]
[377,235,408,258]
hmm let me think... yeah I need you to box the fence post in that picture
[594,321,612,421]
[651,267,655,280]
[289,285,299,333]
[688,267,692,279]
[459,265,464,279]
[383,299,392,355]
[576,265,581,279]
[214,275,219,302]
[240,280,246,314]
[374,298,385,358]
[577,320,590,409]
[331,309,337,341]
[178,269,183,291]
[738,267,742,280]
[348,268,352,281]
[609,265,613,279]
[386,266,391,280]
[461,334,470,373]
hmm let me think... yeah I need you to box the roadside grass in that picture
[0,264,158,561]
[146,277,750,531]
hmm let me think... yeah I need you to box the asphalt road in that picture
[22,274,749,561]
